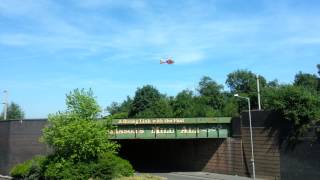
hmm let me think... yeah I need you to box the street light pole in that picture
[256,75,261,110]
[2,90,8,120]
[234,94,256,179]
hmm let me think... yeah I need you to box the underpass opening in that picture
[116,139,225,172]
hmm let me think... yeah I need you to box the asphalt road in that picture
[138,172,256,180]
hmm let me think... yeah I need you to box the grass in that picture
[116,174,166,180]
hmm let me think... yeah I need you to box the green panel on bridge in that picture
[110,117,231,139]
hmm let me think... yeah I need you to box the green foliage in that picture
[294,72,319,92]
[221,94,239,117]
[42,89,119,163]
[35,88,129,179]
[267,79,280,88]
[172,90,195,117]
[129,85,170,118]
[66,88,101,119]
[43,153,134,180]
[226,69,266,93]
[107,96,132,116]
[42,113,119,162]
[197,76,224,110]
[129,85,161,117]
[226,70,267,109]
[10,156,46,179]
[135,97,173,118]
[0,102,25,120]
[12,89,133,179]
[263,85,320,141]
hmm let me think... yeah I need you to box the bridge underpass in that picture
[111,118,232,172]
[117,139,226,172]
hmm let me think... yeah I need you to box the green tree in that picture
[226,70,267,93]
[0,102,25,120]
[12,89,134,179]
[42,89,118,163]
[106,96,132,118]
[197,76,224,110]
[294,72,319,92]
[172,90,195,117]
[267,79,280,88]
[65,88,101,119]
[221,93,239,117]
[135,97,173,118]
[226,70,267,109]
[317,64,320,76]
[128,85,162,117]
[263,85,320,142]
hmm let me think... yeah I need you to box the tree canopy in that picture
[263,85,320,141]
[128,85,163,118]
[294,72,319,92]
[226,69,267,94]
[0,102,25,120]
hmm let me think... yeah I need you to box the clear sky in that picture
[0,0,319,118]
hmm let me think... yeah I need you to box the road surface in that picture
[137,172,258,180]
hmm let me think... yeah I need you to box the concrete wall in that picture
[280,139,320,180]
[0,120,48,175]
[240,111,281,179]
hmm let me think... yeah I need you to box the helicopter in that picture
[160,57,174,64]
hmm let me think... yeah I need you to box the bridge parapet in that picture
[110,117,231,139]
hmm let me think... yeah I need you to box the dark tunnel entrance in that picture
[116,139,225,172]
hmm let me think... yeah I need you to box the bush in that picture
[95,152,134,178]
[43,153,134,180]
[10,156,46,180]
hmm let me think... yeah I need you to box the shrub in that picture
[43,153,134,180]
[94,152,134,178]
[10,156,46,180]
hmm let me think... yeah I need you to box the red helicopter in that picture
[160,58,174,64]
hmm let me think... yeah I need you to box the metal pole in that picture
[256,75,261,110]
[247,98,256,179]
[3,90,8,120]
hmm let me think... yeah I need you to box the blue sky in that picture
[0,0,319,118]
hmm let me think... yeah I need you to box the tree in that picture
[42,89,118,163]
[172,90,195,117]
[135,97,173,118]
[106,96,132,118]
[294,72,319,92]
[66,88,101,119]
[221,93,239,117]
[267,79,280,88]
[197,76,224,110]
[226,70,267,109]
[226,70,267,93]
[12,89,133,179]
[317,64,320,76]
[0,102,25,120]
[128,85,162,117]
[262,85,320,142]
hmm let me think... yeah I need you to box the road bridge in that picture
[110,117,232,139]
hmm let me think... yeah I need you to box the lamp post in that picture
[256,75,261,110]
[234,94,256,179]
[2,90,8,120]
